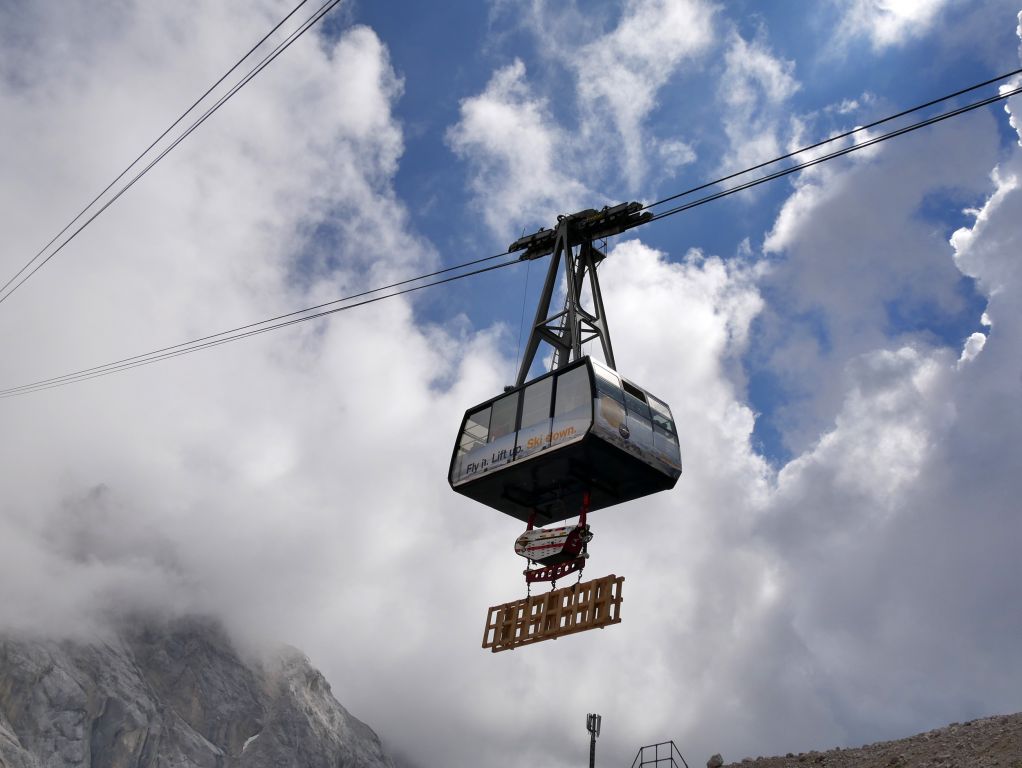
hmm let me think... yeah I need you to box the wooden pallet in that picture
[482,574,625,652]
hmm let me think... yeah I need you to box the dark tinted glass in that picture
[648,396,676,438]
[554,365,591,416]
[459,405,490,454]
[520,377,553,428]
[489,393,519,442]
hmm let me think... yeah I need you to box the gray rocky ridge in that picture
[711,713,1022,768]
[0,617,394,768]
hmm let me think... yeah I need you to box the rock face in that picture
[713,713,1022,768]
[0,618,394,768]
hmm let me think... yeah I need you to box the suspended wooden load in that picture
[482,574,625,652]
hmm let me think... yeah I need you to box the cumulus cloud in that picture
[655,137,698,174]
[749,126,1022,738]
[0,1,483,760]
[717,32,801,174]
[836,0,954,50]
[0,0,432,578]
[452,0,714,226]
[569,0,716,189]
[445,59,591,238]
[757,107,999,453]
[723,21,1022,752]
[957,330,986,365]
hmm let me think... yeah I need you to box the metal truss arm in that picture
[510,203,648,385]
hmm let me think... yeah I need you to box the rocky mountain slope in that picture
[712,712,1022,768]
[0,617,393,768]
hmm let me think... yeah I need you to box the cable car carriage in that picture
[449,204,682,586]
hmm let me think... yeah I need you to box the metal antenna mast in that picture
[587,712,602,768]
[508,202,651,386]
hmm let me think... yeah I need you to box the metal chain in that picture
[578,533,589,585]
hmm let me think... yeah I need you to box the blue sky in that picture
[1,2,1022,767]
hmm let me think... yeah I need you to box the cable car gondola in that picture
[448,203,682,585]
[449,355,681,523]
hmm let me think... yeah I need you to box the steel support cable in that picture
[6,80,1021,399]
[0,0,342,307]
[640,67,1022,214]
[8,58,1013,307]
[0,249,515,398]
[0,0,313,302]
[647,83,1022,225]
[0,257,520,398]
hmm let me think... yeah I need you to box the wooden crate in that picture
[482,574,624,652]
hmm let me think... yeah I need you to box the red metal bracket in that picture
[524,556,586,584]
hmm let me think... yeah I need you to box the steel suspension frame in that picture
[509,203,650,386]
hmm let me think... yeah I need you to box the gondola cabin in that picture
[449,357,681,525]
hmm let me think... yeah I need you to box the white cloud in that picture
[758,106,999,453]
[836,0,954,49]
[570,0,716,189]
[718,32,801,173]
[0,0,476,757]
[951,165,1020,295]
[775,346,948,524]
[728,24,1022,749]
[957,330,986,365]
[655,137,698,174]
[750,133,1022,734]
[446,58,591,239]
[456,0,715,220]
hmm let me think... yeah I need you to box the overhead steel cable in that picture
[0,0,343,307]
[4,72,1021,399]
[645,82,1022,225]
[0,252,518,398]
[0,0,312,303]
[639,66,1022,214]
